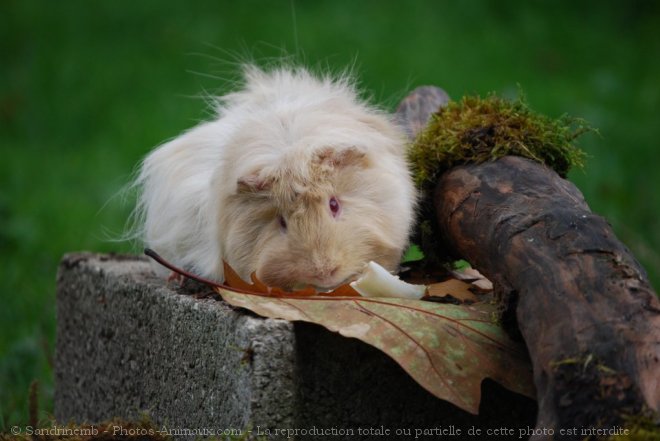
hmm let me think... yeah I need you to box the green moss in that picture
[408,93,593,187]
[408,93,594,268]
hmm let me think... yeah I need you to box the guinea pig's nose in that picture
[313,265,340,288]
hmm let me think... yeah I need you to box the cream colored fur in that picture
[134,66,417,289]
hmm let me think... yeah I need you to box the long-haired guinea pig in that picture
[133,66,417,290]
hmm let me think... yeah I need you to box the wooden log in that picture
[397,87,660,438]
[434,157,660,437]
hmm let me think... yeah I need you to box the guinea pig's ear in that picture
[237,171,272,194]
[314,146,368,169]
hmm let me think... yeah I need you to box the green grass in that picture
[1,0,659,426]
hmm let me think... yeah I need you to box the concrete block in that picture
[55,253,536,440]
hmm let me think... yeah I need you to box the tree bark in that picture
[435,157,660,439]
[396,86,660,439]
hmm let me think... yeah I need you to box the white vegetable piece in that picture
[350,261,427,299]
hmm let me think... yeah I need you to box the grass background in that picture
[1,0,658,426]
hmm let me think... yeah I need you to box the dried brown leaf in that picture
[216,287,535,414]
[427,279,480,302]
[223,261,359,297]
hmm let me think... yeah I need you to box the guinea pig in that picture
[133,66,417,290]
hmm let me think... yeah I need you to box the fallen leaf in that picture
[223,261,359,297]
[426,279,480,302]
[217,287,535,414]
[451,267,494,291]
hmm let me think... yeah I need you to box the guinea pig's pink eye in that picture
[278,215,287,231]
[329,196,341,218]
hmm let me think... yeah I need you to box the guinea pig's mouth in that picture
[291,274,359,293]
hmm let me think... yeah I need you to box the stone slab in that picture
[55,253,536,440]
